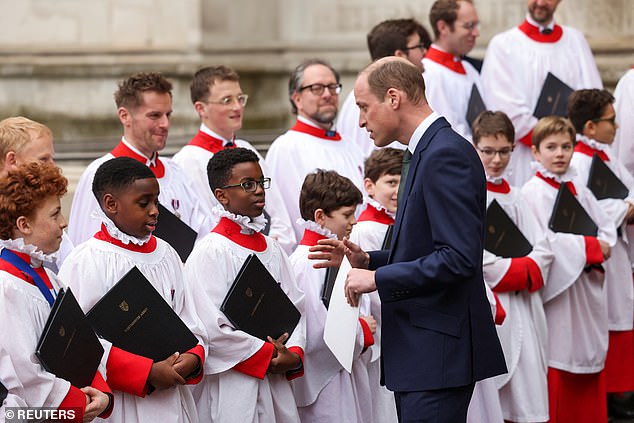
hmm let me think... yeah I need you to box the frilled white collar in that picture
[531,161,577,183]
[0,238,56,265]
[576,134,610,152]
[91,208,151,245]
[367,197,396,218]
[212,205,267,234]
[296,218,337,239]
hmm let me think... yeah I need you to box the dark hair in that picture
[288,59,340,114]
[367,18,432,61]
[532,116,576,148]
[114,72,173,109]
[0,162,67,239]
[92,157,155,205]
[364,148,404,182]
[207,147,260,191]
[471,111,515,145]
[190,65,240,104]
[299,170,362,221]
[567,89,615,134]
[429,0,473,39]
[364,59,426,105]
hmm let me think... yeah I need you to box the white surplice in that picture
[613,68,634,177]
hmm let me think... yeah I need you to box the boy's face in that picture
[20,195,67,254]
[586,103,618,145]
[106,177,160,238]
[531,132,574,176]
[475,134,513,178]
[215,161,266,218]
[365,173,400,214]
[317,205,357,240]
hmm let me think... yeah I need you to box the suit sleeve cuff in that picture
[518,128,533,147]
[358,318,375,352]
[584,236,604,265]
[58,385,86,423]
[492,292,506,325]
[183,345,205,385]
[106,346,153,397]
[233,342,275,380]
[286,346,305,380]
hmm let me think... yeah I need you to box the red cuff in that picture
[286,346,305,380]
[519,128,534,147]
[584,236,604,266]
[493,257,531,292]
[233,342,275,380]
[58,385,86,423]
[525,257,544,292]
[106,346,153,397]
[493,292,506,325]
[90,372,113,418]
[359,318,375,352]
[183,345,205,385]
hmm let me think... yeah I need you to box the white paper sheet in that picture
[323,256,360,373]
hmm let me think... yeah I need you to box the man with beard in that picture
[266,59,365,245]
[480,0,602,186]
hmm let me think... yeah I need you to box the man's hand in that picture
[344,268,377,307]
[173,352,200,380]
[360,315,377,334]
[80,386,110,422]
[343,238,370,269]
[267,333,300,374]
[148,352,186,390]
[308,238,346,269]
[625,202,634,224]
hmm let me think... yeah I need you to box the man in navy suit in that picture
[343,57,507,422]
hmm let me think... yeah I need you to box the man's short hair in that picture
[92,157,155,205]
[207,147,260,191]
[364,59,426,105]
[471,111,515,145]
[299,170,362,221]
[567,89,615,134]
[0,162,67,239]
[114,72,173,109]
[364,148,404,182]
[0,117,52,166]
[288,59,340,115]
[367,18,431,61]
[429,0,473,39]
[532,116,576,148]
[190,65,240,104]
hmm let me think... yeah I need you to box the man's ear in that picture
[386,88,400,109]
[117,107,130,127]
[394,49,408,59]
[583,120,596,138]
[193,101,206,119]
[314,208,326,226]
[291,92,302,114]
[102,193,118,214]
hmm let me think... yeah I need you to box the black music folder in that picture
[321,266,339,309]
[548,183,598,236]
[485,199,533,258]
[154,203,197,262]
[587,154,629,200]
[466,84,487,127]
[533,72,574,118]
[221,254,300,341]
[86,266,198,362]
[36,288,104,388]
[381,224,395,250]
[262,210,271,236]
[0,378,6,403]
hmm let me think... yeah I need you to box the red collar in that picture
[357,204,395,224]
[424,46,466,75]
[536,172,577,195]
[518,19,563,43]
[299,229,328,247]
[0,250,53,288]
[290,120,341,141]
[94,224,158,253]
[212,217,267,252]
[486,180,511,194]
[187,130,237,154]
[574,141,609,161]
[110,140,165,178]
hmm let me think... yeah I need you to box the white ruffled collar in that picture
[212,205,267,234]
[576,134,610,152]
[531,161,577,183]
[91,208,151,245]
[0,238,56,266]
[367,197,396,218]
[296,218,337,239]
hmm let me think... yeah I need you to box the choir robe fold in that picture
[172,130,296,254]
[613,68,634,177]
[289,238,373,423]
[0,349,28,409]
[482,183,553,422]
[183,228,306,423]
[481,21,602,186]
[58,235,206,423]
[68,147,212,248]
[266,120,365,244]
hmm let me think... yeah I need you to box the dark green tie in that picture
[397,149,413,207]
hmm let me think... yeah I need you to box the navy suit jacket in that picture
[369,117,507,392]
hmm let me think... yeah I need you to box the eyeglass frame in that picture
[591,115,617,126]
[458,21,480,31]
[402,43,428,53]
[476,146,514,158]
[297,83,342,96]
[204,94,249,107]
[220,177,271,193]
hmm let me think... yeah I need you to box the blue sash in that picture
[0,249,56,307]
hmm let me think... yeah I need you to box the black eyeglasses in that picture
[403,43,428,53]
[220,178,271,193]
[298,83,342,96]
[476,146,514,159]
[592,115,617,126]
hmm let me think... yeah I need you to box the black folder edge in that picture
[484,199,533,258]
[587,154,629,200]
[0,378,7,403]
[154,203,197,262]
[321,266,339,309]
[466,84,487,127]
[533,72,574,119]
[548,183,598,236]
